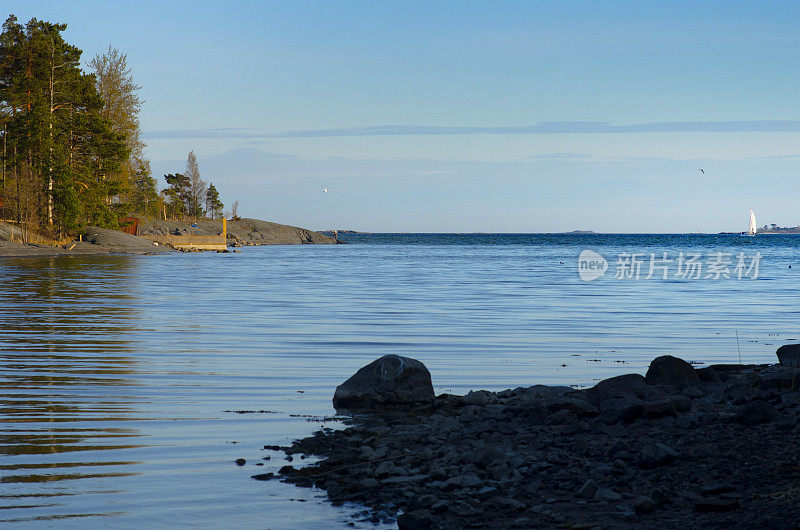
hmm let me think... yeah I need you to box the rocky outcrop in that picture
[253,355,800,528]
[135,217,337,246]
[645,355,701,389]
[332,355,435,409]
[776,344,800,367]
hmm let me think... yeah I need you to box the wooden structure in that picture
[140,219,227,251]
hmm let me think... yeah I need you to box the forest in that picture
[0,14,224,238]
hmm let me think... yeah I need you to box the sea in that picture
[2,233,799,528]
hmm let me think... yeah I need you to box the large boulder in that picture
[776,344,800,367]
[332,355,435,409]
[645,355,700,389]
[585,373,649,405]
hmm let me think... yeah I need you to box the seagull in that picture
[322,187,327,194]
[699,169,704,174]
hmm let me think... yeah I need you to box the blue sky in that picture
[9,1,800,231]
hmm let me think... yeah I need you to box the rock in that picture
[250,472,275,481]
[682,386,705,398]
[462,389,497,406]
[476,486,498,498]
[734,400,776,426]
[643,400,677,419]
[278,465,296,475]
[467,443,506,469]
[670,395,693,412]
[600,397,644,424]
[428,466,447,481]
[578,479,599,499]
[547,395,600,418]
[547,409,573,425]
[607,439,629,458]
[461,472,484,489]
[694,499,741,513]
[776,344,800,366]
[588,374,649,404]
[645,355,700,389]
[696,366,720,382]
[650,488,672,506]
[775,414,796,430]
[595,488,622,501]
[397,509,433,529]
[633,496,655,514]
[359,478,379,489]
[381,475,428,485]
[700,482,735,494]
[332,355,435,408]
[756,372,800,392]
[638,443,678,469]
[374,461,397,478]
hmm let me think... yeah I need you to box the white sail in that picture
[748,209,757,236]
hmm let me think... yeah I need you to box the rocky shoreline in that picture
[0,218,336,257]
[258,349,800,529]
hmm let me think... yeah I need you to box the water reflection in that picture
[0,256,145,520]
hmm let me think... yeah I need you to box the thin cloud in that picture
[144,121,800,140]
[144,128,264,139]
[275,121,800,137]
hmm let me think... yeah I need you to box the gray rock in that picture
[461,389,497,406]
[607,438,630,457]
[776,344,800,366]
[595,488,623,501]
[397,509,433,529]
[633,496,656,514]
[547,395,600,418]
[756,371,800,392]
[734,400,776,426]
[638,443,678,469]
[682,386,705,398]
[374,461,397,478]
[461,472,484,488]
[428,465,447,481]
[467,443,506,469]
[588,374,649,404]
[381,474,428,485]
[643,400,677,419]
[670,395,693,412]
[476,486,499,498]
[360,477,379,489]
[645,355,700,389]
[332,355,435,408]
[578,479,599,499]
[600,397,644,424]
[700,482,734,494]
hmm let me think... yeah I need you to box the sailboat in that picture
[743,209,757,236]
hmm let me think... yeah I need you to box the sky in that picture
[8,1,800,232]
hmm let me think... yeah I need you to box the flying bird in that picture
[699,169,704,174]
[322,187,327,194]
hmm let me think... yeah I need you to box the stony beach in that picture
[259,348,800,529]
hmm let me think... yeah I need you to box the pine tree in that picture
[163,172,189,219]
[205,182,223,220]
[0,15,127,233]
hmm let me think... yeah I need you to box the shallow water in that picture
[2,234,799,527]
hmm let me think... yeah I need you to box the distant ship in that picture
[743,209,757,236]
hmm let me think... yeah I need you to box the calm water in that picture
[2,234,800,527]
